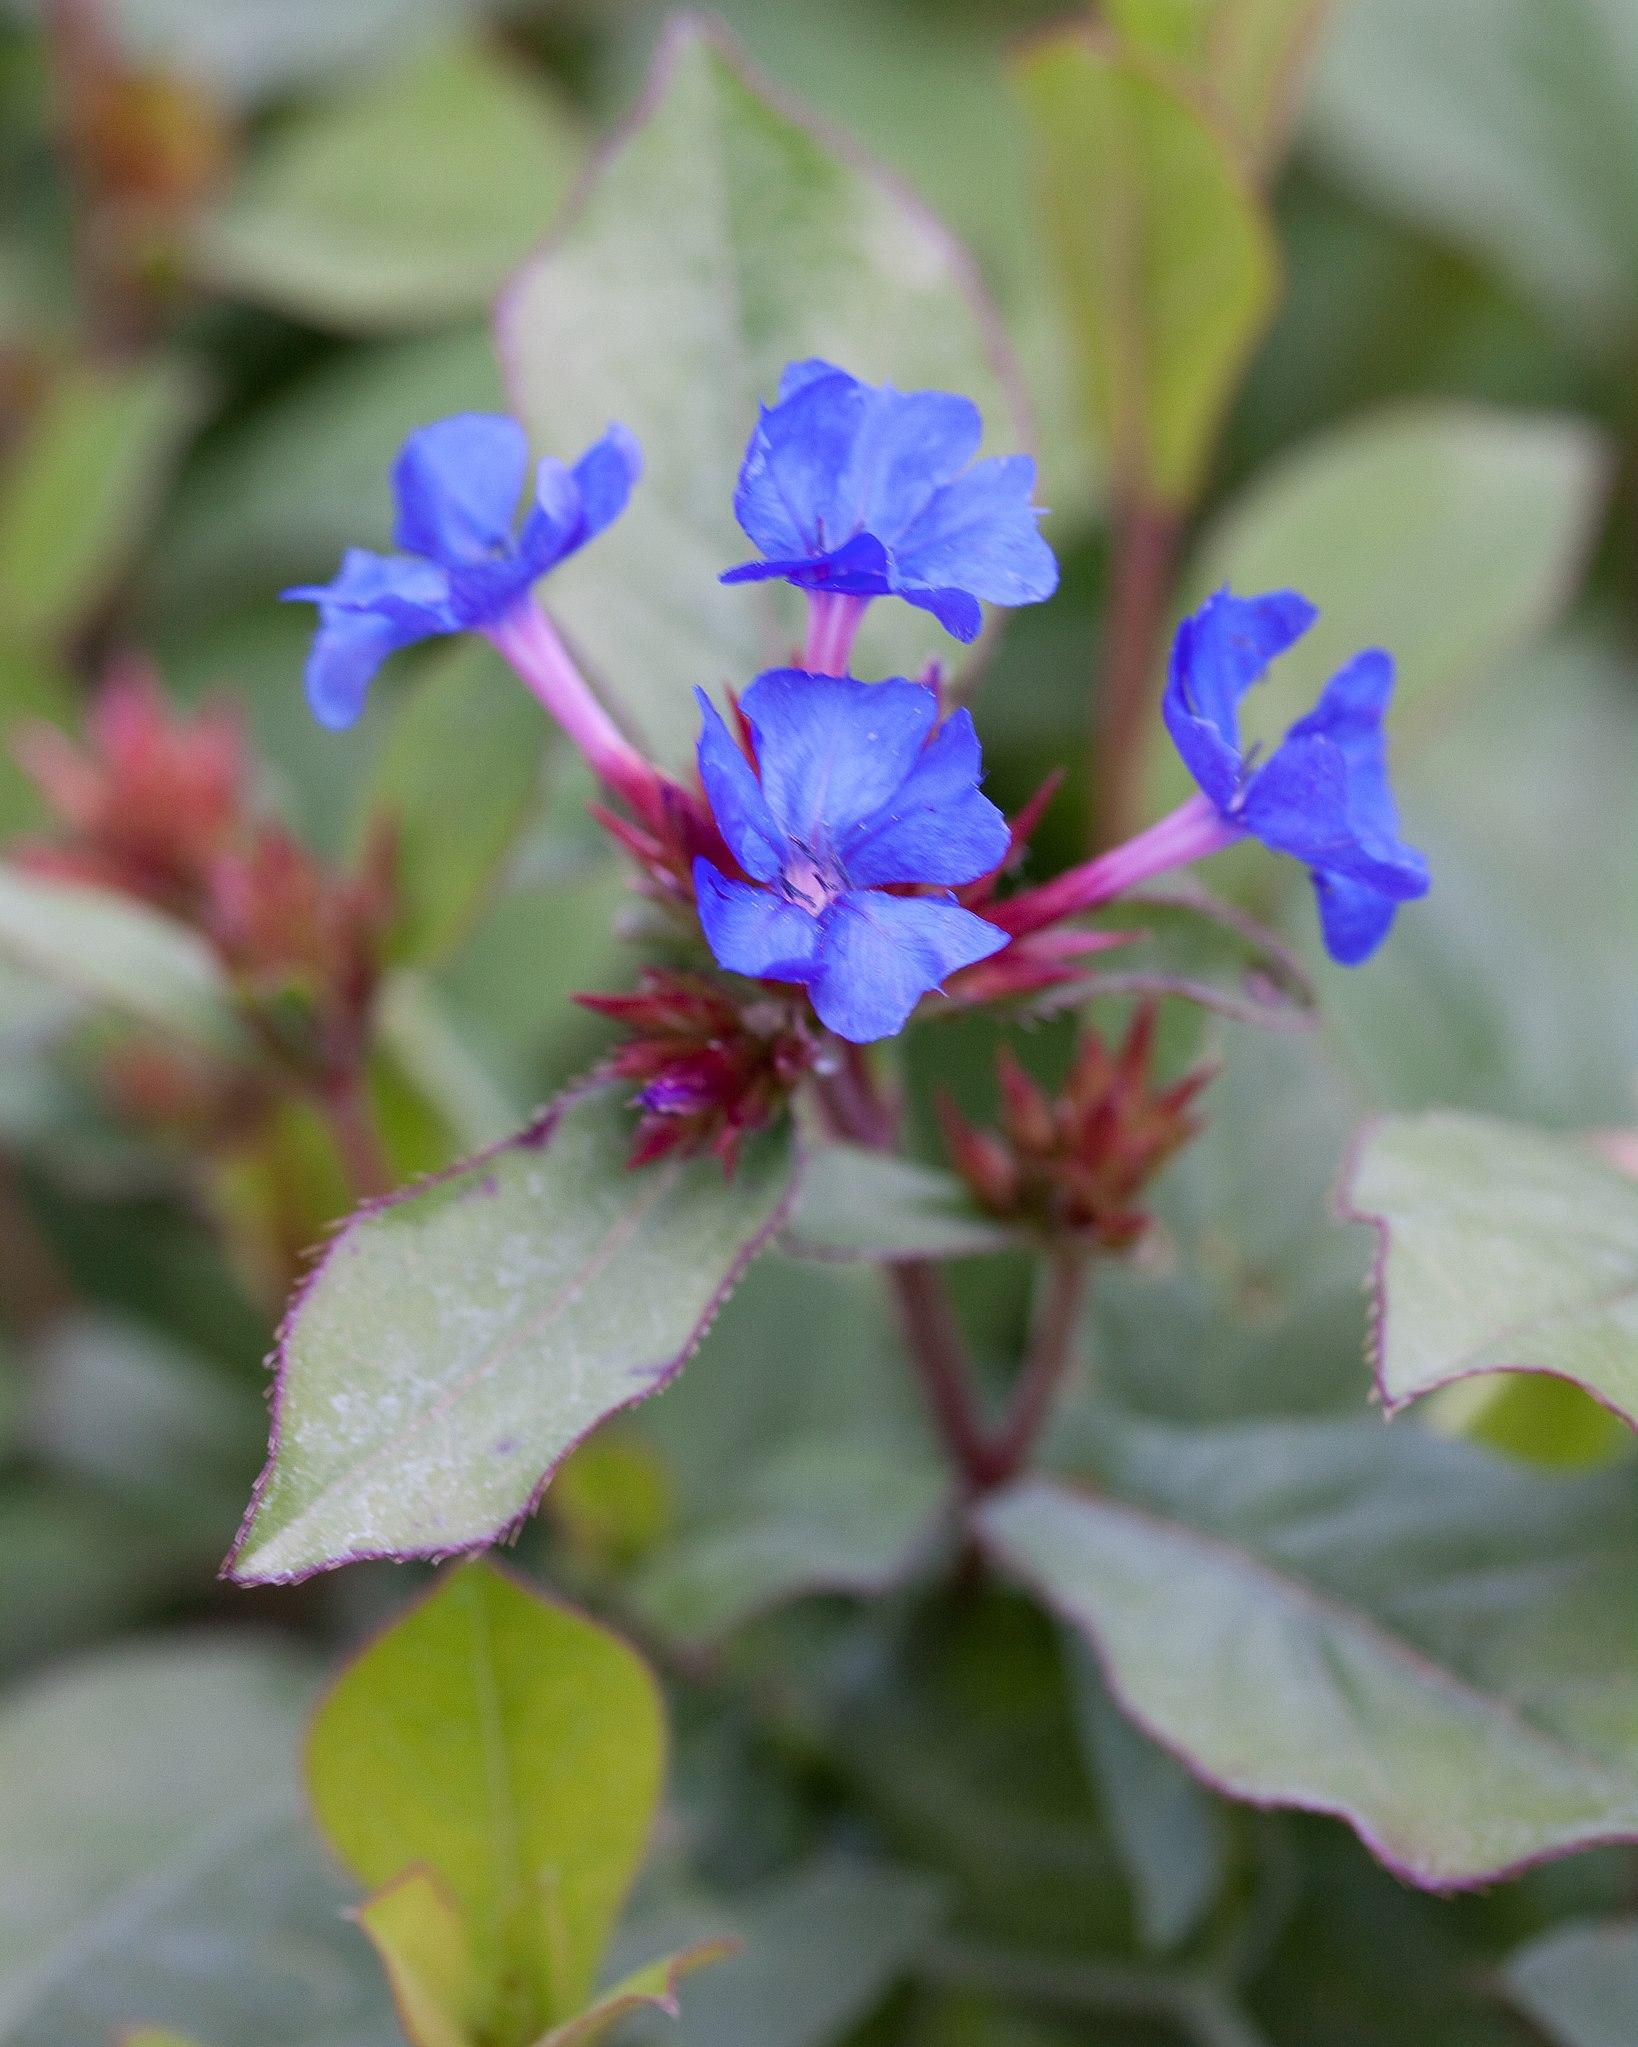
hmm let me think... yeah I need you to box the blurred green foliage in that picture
[2,0,1638,2043]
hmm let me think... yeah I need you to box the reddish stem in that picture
[1092,498,1181,850]
[983,1249,1089,1488]
[321,1075,394,1203]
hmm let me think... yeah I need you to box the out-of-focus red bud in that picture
[14,656,247,915]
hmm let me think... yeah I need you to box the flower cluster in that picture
[288,361,1427,1161]
[576,970,812,1170]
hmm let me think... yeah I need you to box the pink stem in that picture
[995,793,1242,939]
[802,592,870,676]
[486,600,662,823]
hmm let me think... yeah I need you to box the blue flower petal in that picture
[839,709,1009,887]
[573,422,643,538]
[899,583,984,643]
[517,424,642,582]
[1283,648,1405,850]
[1309,870,1403,966]
[721,533,892,596]
[303,609,431,730]
[841,385,984,540]
[808,891,1006,1042]
[693,860,822,981]
[742,671,939,847]
[894,455,1058,606]
[734,369,868,562]
[777,357,845,401]
[1162,586,1317,809]
[392,414,529,566]
[694,690,784,882]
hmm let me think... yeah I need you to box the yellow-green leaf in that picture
[1014,29,1278,509]
[308,1562,665,2038]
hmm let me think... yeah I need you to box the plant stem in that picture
[487,601,662,827]
[41,0,139,355]
[322,1075,394,1203]
[986,1247,1089,1486]
[1092,496,1180,850]
[816,1045,996,1493]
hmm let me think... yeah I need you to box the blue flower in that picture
[692,671,1010,1042]
[283,413,640,730]
[1162,588,1430,964]
[721,360,1058,644]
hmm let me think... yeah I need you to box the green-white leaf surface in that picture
[0,869,247,1058]
[360,637,548,966]
[1312,0,1638,339]
[1343,1111,1638,1430]
[308,1563,664,2035]
[7,1800,397,2047]
[1502,1918,1638,2047]
[0,359,198,654]
[785,1145,1017,1262]
[499,21,1022,770]
[978,1417,1638,1890]
[1013,29,1278,508]
[200,38,580,331]
[230,1086,794,1582]
[623,1857,944,2047]
[0,1637,323,2038]
[630,1435,947,1647]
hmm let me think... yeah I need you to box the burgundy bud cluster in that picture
[938,1005,1213,1250]
[577,969,813,1171]
[14,657,395,1122]
[14,655,246,916]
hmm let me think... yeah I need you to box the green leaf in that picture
[1342,1111,1638,1432]
[229,1085,795,1583]
[499,20,1025,772]
[120,2031,214,2046]
[784,1146,1018,1262]
[978,1418,1638,1891]
[629,1435,947,1647]
[199,37,580,332]
[0,869,248,1060]
[1502,1918,1638,2047]
[1105,0,1329,168]
[0,358,198,654]
[1312,0,1638,339]
[148,327,502,621]
[537,1941,734,2047]
[373,971,524,1154]
[0,1637,318,2035]
[1183,405,1607,753]
[307,1561,666,2037]
[354,1869,482,2047]
[1065,1636,1227,1953]
[1013,28,1278,509]
[624,1856,945,2047]
[5,1798,398,2047]
[360,637,549,966]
